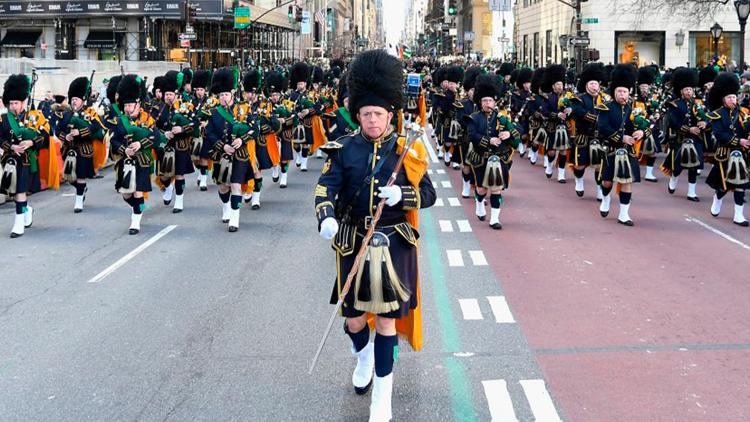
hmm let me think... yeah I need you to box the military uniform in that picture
[569,63,607,198]
[540,65,571,182]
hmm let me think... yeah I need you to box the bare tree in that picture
[612,0,734,26]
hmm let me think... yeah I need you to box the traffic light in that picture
[448,0,457,16]
[295,6,303,22]
[188,4,197,23]
[288,5,294,20]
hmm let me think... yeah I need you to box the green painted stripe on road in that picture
[422,207,478,422]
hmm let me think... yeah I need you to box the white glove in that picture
[319,217,339,240]
[378,185,402,207]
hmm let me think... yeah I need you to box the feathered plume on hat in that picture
[106,75,122,105]
[2,74,30,105]
[515,68,533,90]
[443,65,464,83]
[116,74,145,107]
[577,63,605,93]
[290,62,310,87]
[347,49,404,121]
[672,67,699,97]
[263,71,288,96]
[707,72,739,111]
[542,64,566,93]
[243,68,262,93]
[210,67,236,94]
[637,66,657,86]
[530,67,545,94]
[68,76,89,101]
[192,70,211,90]
[609,64,637,92]
[462,66,482,91]
[473,74,500,106]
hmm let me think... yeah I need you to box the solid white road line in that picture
[439,220,454,232]
[458,298,484,320]
[434,198,445,207]
[482,379,519,422]
[446,249,464,267]
[469,250,488,266]
[441,180,452,188]
[447,197,461,207]
[456,219,472,232]
[685,214,750,252]
[487,296,516,323]
[520,379,562,422]
[88,225,178,283]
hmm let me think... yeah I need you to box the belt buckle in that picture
[363,216,373,230]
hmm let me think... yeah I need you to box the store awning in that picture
[84,31,123,49]
[0,31,42,48]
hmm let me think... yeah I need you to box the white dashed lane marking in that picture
[446,249,464,267]
[458,298,483,320]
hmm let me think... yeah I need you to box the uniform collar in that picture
[362,127,395,145]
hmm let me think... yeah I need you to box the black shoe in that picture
[273,177,279,183]
[645,177,658,183]
[687,196,700,202]
[74,208,82,214]
[129,228,139,235]
[477,215,486,221]
[92,173,104,179]
[711,212,720,217]
[530,160,537,165]
[244,197,252,204]
[490,222,502,230]
[228,226,239,232]
[10,232,23,239]
[252,204,260,210]
[280,184,287,189]
[600,211,609,218]
[200,186,208,192]
[618,219,634,226]
[295,162,301,167]
[222,218,229,224]
[576,190,584,198]
[734,220,750,227]
[546,172,552,179]
[558,179,566,184]
[172,208,183,214]
[301,168,308,172]
[163,200,171,206]
[597,198,603,202]
[668,187,675,194]
[354,380,373,395]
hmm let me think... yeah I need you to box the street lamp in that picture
[711,22,723,62]
[735,0,750,70]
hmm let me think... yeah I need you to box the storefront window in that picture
[689,31,740,67]
[615,31,665,66]
[55,21,76,60]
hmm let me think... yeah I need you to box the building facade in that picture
[515,0,750,68]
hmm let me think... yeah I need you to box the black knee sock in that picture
[254,177,263,192]
[346,324,370,353]
[688,169,698,184]
[646,156,656,166]
[281,163,289,173]
[132,197,144,214]
[75,182,86,196]
[716,190,727,200]
[490,193,502,208]
[219,191,230,204]
[15,200,27,214]
[557,154,567,168]
[734,190,745,205]
[620,191,632,205]
[602,185,613,197]
[573,168,585,178]
[462,172,471,182]
[196,164,208,175]
[301,148,309,158]
[374,333,398,377]
[175,179,185,195]
[475,192,486,203]
[531,145,539,152]
[123,196,135,207]
[230,194,242,210]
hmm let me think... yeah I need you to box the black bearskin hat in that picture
[192,70,211,90]
[609,64,637,92]
[509,69,519,86]
[68,76,89,100]
[515,68,533,90]
[243,68,262,93]
[699,65,718,87]
[330,66,342,80]
[162,70,180,94]
[330,58,345,71]
[542,64,566,93]
[577,63,605,92]
[433,66,446,85]
[566,69,577,85]
[290,62,310,87]
[210,67,235,94]
[263,71,288,96]
[462,67,482,91]
[637,66,656,86]
[672,67,699,97]
[312,66,325,84]
[116,74,145,107]
[347,49,404,120]
[530,67,545,94]
[336,72,349,108]
[707,72,740,111]
[498,62,515,77]
[181,68,193,85]
[53,94,66,104]
[151,76,164,96]
[106,75,122,105]
[444,65,464,84]
[2,74,30,104]
[473,74,501,106]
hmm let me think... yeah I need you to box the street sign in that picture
[185,24,194,34]
[582,18,599,24]
[234,7,250,29]
[449,28,457,36]
[570,37,590,46]
[180,39,190,48]
[179,33,196,41]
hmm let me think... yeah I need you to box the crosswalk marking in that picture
[446,250,464,267]
[434,198,445,207]
[427,169,434,175]
[468,250,488,266]
[441,180,452,188]
[482,380,519,422]
[487,296,516,323]
[436,169,446,174]
[447,197,461,207]
[432,181,439,188]
[458,299,483,320]
[520,379,562,422]
[439,220,454,232]
[456,219,472,232]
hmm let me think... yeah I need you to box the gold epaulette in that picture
[321,140,345,150]
[706,110,721,120]
[594,103,609,112]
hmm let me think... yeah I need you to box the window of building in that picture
[614,31,665,66]
[689,31,740,67]
[523,34,528,64]
[533,32,539,68]
[55,21,76,60]
[545,30,552,65]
